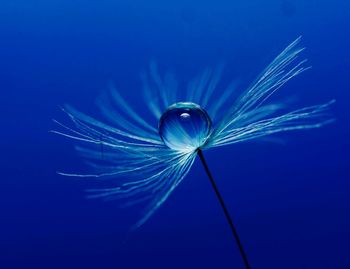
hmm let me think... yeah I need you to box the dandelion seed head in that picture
[159,102,212,152]
[54,37,334,228]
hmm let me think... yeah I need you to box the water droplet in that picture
[159,102,212,151]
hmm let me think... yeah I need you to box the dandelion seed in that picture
[53,37,334,269]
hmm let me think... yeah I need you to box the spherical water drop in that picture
[159,102,212,151]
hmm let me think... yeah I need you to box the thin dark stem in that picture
[197,149,252,269]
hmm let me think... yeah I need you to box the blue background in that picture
[0,0,349,268]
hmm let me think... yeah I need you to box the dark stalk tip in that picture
[197,149,252,269]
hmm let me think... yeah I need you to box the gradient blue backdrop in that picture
[1,0,349,268]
